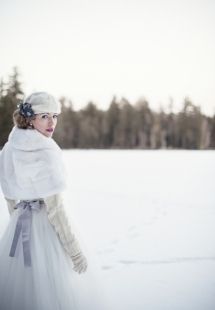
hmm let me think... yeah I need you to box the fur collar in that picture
[0,126,66,200]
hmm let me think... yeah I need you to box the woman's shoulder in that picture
[7,126,60,152]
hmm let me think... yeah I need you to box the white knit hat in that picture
[23,92,61,114]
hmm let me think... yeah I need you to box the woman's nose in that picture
[48,117,54,125]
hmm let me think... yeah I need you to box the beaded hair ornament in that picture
[17,102,35,118]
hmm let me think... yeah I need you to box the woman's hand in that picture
[72,252,88,273]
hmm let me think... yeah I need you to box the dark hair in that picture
[13,109,36,129]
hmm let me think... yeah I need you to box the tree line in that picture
[0,67,215,149]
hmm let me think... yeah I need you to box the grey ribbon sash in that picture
[9,200,43,267]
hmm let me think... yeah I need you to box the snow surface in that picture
[1,150,215,310]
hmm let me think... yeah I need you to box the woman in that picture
[0,92,108,310]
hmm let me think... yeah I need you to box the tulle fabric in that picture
[0,205,110,310]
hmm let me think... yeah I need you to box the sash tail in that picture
[9,200,43,267]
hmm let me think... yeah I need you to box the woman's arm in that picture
[44,193,88,274]
[4,197,17,215]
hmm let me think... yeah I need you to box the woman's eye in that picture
[40,114,58,119]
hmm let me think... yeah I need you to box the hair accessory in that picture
[17,102,35,118]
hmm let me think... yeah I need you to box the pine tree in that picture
[0,67,24,147]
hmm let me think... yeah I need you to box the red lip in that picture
[46,128,54,132]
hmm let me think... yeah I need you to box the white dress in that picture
[0,126,111,310]
[0,201,109,310]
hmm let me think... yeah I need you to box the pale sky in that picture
[0,0,215,115]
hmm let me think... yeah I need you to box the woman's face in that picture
[31,113,58,137]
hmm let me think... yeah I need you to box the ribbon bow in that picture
[9,200,43,267]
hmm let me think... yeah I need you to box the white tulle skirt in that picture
[0,204,110,310]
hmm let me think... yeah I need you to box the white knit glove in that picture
[5,197,18,215]
[44,193,88,274]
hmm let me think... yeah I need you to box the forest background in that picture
[0,67,215,149]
